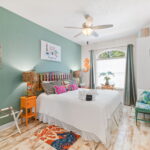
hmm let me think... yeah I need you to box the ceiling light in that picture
[82,28,93,36]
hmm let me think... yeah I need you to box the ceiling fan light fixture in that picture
[82,28,93,36]
[65,15,113,38]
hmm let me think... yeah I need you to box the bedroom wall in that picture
[0,7,81,125]
[136,36,150,90]
[81,36,136,87]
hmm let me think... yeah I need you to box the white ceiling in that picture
[1,0,150,45]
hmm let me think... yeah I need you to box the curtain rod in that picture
[93,45,127,52]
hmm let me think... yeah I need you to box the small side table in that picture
[20,96,37,126]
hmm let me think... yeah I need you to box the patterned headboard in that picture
[39,72,72,82]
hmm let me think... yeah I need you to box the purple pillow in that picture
[54,85,67,94]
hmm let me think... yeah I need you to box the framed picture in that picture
[41,40,61,62]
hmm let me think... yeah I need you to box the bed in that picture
[37,85,122,147]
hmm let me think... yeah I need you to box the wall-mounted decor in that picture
[41,40,61,62]
[83,58,90,72]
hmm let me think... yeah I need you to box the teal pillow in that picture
[139,91,150,104]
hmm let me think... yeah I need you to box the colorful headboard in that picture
[39,72,72,82]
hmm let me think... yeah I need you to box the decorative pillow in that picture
[69,79,77,84]
[54,85,67,94]
[139,91,150,104]
[61,80,73,91]
[137,89,146,101]
[61,80,76,85]
[72,84,78,90]
[68,84,72,91]
[68,84,78,91]
[61,80,70,90]
[63,80,70,85]
[42,81,61,95]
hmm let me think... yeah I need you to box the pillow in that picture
[62,80,76,85]
[72,84,78,90]
[69,79,77,84]
[137,89,147,101]
[63,80,70,85]
[42,81,61,95]
[54,85,67,94]
[68,84,72,91]
[139,91,150,104]
[68,84,78,91]
[42,81,51,83]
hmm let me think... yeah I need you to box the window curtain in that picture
[89,50,96,89]
[124,44,137,106]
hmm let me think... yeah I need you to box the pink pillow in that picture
[68,84,72,91]
[54,85,67,94]
[68,84,78,91]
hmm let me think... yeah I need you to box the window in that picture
[96,50,126,88]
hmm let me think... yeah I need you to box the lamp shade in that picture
[22,71,38,83]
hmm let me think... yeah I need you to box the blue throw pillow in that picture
[139,91,150,104]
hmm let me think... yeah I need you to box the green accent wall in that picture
[0,7,81,125]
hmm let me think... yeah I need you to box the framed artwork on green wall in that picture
[41,40,61,62]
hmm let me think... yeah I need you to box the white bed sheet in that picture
[37,88,122,145]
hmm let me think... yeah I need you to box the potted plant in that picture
[99,71,114,85]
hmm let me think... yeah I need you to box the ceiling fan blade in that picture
[92,31,99,37]
[64,26,82,29]
[92,24,113,29]
[84,14,93,26]
[74,32,82,38]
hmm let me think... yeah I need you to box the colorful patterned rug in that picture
[34,125,80,150]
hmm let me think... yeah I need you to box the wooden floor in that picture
[0,106,150,150]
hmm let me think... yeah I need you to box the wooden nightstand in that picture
[20,96,37,126]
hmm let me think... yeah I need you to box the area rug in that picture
[34,125,80,150]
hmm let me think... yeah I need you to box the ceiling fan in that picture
[64,15,113,38]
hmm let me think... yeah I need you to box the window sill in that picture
[96,86,124,91]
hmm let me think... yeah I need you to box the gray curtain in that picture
[124,44,137,106]
[89,50,96,89]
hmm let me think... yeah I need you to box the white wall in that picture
[136,37,150,89]
[81,36,136,87]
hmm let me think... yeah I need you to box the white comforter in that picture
[37,88,121,145]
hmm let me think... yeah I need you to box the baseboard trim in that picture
[0,121,17,131]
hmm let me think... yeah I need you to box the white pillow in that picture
[42,81,50,83]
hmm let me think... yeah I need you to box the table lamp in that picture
[22,71,39,96]
[73,70,81,86]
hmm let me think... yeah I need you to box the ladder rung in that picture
[0,111,19,119]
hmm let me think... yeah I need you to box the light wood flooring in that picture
[0,106,150,150]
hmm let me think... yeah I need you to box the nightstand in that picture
[20,96,37,126]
